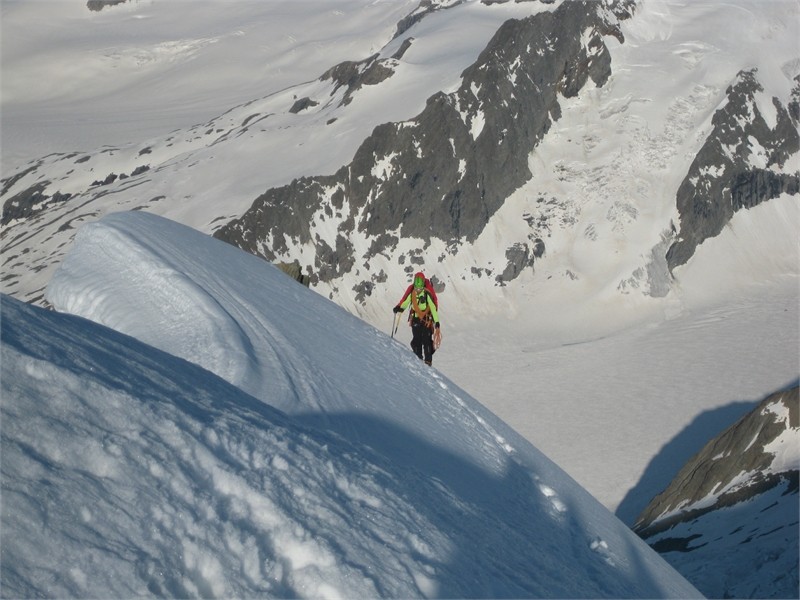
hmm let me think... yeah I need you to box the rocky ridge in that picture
[666,70,800,270]
[1,0,551,305]
[634,386,799,598]
[213,0,635,293]
[634,386,799,537]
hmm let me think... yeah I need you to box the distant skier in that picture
[393,272,441,366]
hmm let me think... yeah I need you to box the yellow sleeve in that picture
[428,293,439,324]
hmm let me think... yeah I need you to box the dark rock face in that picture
[321,54,396,108]
[634,386,799,538]
[86,0,128,11]
[497,241,543,284]
[289,97,320,114]
[730,167,800,211]
[215,1,631,290]
[634,386,799,599]
[2,182,76,227]
[2,182,51,226]
[666,71,800,270]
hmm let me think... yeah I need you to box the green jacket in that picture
[400,289,439,325]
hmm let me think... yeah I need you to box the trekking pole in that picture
[391,312,401,338]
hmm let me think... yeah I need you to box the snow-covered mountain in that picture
[634,386,799,599]
[2,210,701,598]
[2,0,548,307]
[213,0,636,291]
[2,0,799,597]
[3,0,798,319]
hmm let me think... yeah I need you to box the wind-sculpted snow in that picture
[2,296,477,598]
[27,210,703,598]
[44,211,573,486]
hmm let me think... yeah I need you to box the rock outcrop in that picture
[634,386,798,537]
[214,1,633,287]
[634,386,799,599]
[666,71,800,270]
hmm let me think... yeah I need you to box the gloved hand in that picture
[433,325,442,349]
[393,306,402,314]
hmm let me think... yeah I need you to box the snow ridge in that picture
[3,210,702,598]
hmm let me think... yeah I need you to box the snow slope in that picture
[2,210,701,598]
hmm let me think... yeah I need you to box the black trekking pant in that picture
[410,321,435,365]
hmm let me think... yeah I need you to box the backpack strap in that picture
[410,291,433,328]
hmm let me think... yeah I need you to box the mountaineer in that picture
[393,272,442,366]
